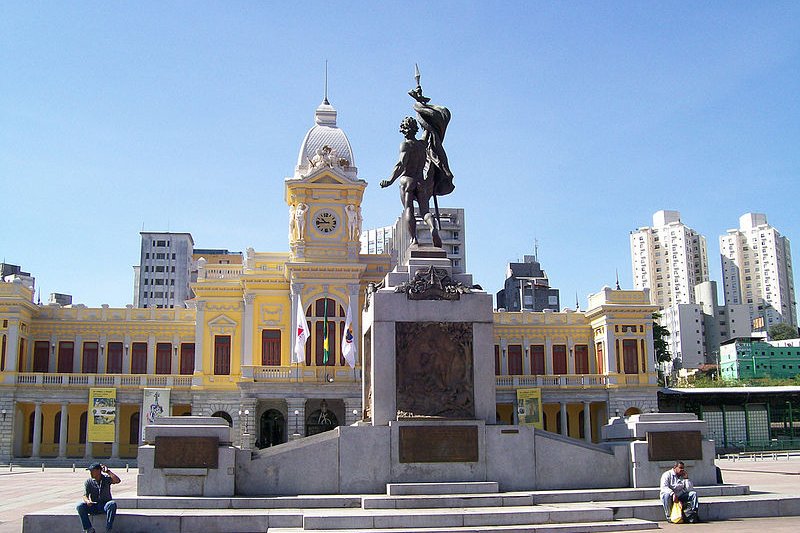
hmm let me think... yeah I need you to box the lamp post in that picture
[293,409,300,438]
[787,401,794,441]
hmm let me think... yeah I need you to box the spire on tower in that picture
[323,59,329,105]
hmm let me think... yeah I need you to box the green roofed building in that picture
[720,337,800,380]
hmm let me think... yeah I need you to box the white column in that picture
[194,302,205,375]
[48,337,57,373]
[73,336,83,373]
[122,336,131,374]
[243,294,255,369]
[567,338,575,374]
[146,335,156,374]
[499,339,508,375]
[545,339,554,374]
[344,397,361,426]
[111,405,120,458]
[522,337,530,375]
[287,398,305,438]
[31,402,42,459]
[583,401,592,443]
[58,402,69,458]
[171,338,180,375]
[5,321,19,372]
[98,337,107,374]
[559,402,568,437]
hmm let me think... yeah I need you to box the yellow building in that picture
[0,100,659,463]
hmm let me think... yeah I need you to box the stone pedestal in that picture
[362,248,495,426]
[137,416,235,497]
[601,412,718,487]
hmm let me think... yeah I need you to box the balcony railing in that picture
[14,373,194,388]
[495,374,611,389]
[244,365,361,383]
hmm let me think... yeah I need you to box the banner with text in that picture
[88,388,117,443]
[516,388,543,429]
[141,388,171,441]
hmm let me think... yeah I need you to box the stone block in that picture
[485,425,535,491]
[143,424,231,444]
[180,513,268,533]
[338,425,390,494]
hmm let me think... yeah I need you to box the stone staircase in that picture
[22,481,800,533]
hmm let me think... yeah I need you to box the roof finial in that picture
[575,292,580,311]
[615,269,621,290]
[323,60,329,105]
[534,238,539,262]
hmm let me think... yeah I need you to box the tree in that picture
[652,313,671,363]
[769,322,800,341]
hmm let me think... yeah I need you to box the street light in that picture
[238,409,250,434]
[293,409,300,437]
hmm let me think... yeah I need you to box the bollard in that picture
[72,463,76,472]
[126,463,129,472]
[41,463,45,471]
[9,464,12,472]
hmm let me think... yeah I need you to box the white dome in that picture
[296,100,355,172]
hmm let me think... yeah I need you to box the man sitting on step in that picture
[660,460,700,523]
[76,462,120,533]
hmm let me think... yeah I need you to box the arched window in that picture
[79,412,87,444]
[54,412,62,444]
[305,298,346,366]
[257,409,286,449]
[211,411,233,427]
[129,412,140,445]
[305,400,339,436]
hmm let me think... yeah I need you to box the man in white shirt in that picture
[660,460,699,522]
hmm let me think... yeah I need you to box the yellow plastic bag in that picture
[669,500,684,524]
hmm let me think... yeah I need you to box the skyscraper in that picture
[133,232,195,308]
[630,210,709,308]
[720,213,797,328]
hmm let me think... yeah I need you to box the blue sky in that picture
[2,2,799,308]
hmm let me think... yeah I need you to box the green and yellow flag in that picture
[322,298,330,364]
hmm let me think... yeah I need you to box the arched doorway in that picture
[257,409,286,449]
[211,411,233,427]
[624,407,641,417]
[306,400,339,436]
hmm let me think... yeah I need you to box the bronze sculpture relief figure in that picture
[381,67,453,248]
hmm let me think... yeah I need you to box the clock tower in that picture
[285,98,366,264]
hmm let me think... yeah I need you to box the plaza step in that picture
[269,518,659,533]
[21,484,800,533]
[299,504,615,529]
[386,482,500,495]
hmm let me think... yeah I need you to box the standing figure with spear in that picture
[381,65,454,248]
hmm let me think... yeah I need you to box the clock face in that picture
[314,210,338,233]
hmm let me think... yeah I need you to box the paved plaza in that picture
[1,457,799,533]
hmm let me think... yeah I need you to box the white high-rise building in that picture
[133,232,195,308]
[720,213,797,328]
[361,207,466,274]
[630,210,709,308]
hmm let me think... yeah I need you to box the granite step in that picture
[362,484,749,509]
[115,494,362,509]
[530,483,749,504]
[270,517,659,533]
[387,482,500,495]
[300,505,615,530]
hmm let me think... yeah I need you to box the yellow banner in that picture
[88,388,116,443]
[516,388,543,429]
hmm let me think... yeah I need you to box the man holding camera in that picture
[76,462,120,533]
